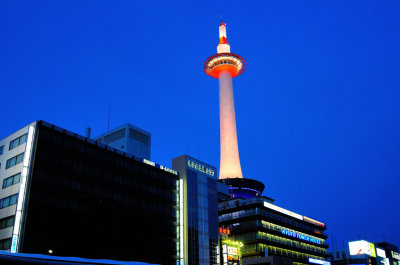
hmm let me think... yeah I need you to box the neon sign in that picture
[228,247,239,255]
[219,227,231,235]
[282,229,321,244]
[142,159,178,175]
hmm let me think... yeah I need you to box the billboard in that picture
[349,240,376,257]
[377,248,387,258]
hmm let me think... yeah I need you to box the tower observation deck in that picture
[204,21,264,199]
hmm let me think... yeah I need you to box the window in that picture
[0,145,4,155]
[0,238,11,250]
[5,153,24,169]
[0,216,15,229]
[0,194,18,209]
[3,173,21,189]
[9,134,27,150]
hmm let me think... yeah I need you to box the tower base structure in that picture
[219,178,265,199]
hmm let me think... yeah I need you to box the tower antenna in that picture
[221,9,223,23]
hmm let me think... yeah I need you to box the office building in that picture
[0,121,182,264]
[219,197,329,265]
[173,155,218,265]
[93,123,151,160]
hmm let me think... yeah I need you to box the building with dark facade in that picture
[218,197,329,265]
[172,155,218,265]
[0,121,182,265]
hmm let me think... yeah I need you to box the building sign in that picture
[228,247,239,255]
[11,235,18,253]
[263,201,303,220]
[187,160,215,176]
[309,258,331,265]
[221,240,242,265]
[282,229,321,244]
[349,240,376,257]
[392,251,400,260]
[142,159,178,175]
[219,227,231,235]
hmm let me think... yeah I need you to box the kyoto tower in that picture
[204,21,265,198]
[204,21,246,180]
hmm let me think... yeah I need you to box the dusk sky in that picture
[1,0,399,249]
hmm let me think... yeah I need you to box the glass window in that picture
[6,216,14,227]
[2,238,11,250]
[9,134,27,150]
[5,178,13,188]
[2,197,10,208]
[14,173,20,184]
[0,145,4,155]
[19,134,27,145]
[10,194,18,205]
[16,153,24,164]
[2,173,21,189]
[5,153,24,169]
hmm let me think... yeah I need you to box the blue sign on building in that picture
[282,229,321,244]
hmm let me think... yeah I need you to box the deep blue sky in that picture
[1,0,399,250]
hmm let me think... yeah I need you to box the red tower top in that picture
[204,22,246,79]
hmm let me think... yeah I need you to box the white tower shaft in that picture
[218,71,243,179]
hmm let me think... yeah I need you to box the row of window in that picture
[261,244,324,261]
[0,237,11,250]
[0,215,15,229]
[235,231,327,255]
[6,153,24,169]
[9,134,27,150]
[0,194,18,209]
[256,231,327,254]
[260,220,325,245]
[219,207,325,236]
[3,173,21,189]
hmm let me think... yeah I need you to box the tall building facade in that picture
[219,197,329,265]
[173,155,219,265]
[93,123,151,160]
[0,121,181,264]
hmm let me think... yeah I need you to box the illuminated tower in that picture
[204,22,246,180]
